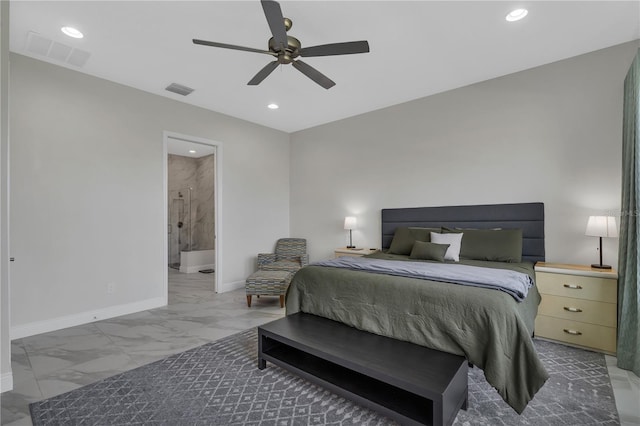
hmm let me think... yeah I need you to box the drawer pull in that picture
[563,329,582,336]
[563,306,583,313]
[563,284,583,290]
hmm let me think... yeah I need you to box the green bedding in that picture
[285,251,549,414]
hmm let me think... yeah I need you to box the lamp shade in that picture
[585,216,618,238]
[344,216,357,230]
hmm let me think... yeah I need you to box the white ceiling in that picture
[9,1,640,133]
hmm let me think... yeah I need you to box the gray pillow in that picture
[409,241,450,262]
[388,227,440,255]
[443,227,523,262]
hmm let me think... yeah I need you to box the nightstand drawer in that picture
[535,315,617,353]
[335,252,366,258]
[536,272,616,303]
[537,295,616,327]
[334,248,377,258]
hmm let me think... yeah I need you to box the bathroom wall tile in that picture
[167,153,215,255]
[194,154,215,250]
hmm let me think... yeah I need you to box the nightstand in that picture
[534,262,618,354]
[334,248,377,258]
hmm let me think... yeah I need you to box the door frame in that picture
[163,131,222,294]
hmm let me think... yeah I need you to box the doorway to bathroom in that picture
[164,131,221,294]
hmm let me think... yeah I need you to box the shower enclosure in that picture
[167,152,216,272]
[168,188,192,269]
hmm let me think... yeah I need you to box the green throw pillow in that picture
[442,227,523,262]
[409,241,450,262]
[388,227,440,255]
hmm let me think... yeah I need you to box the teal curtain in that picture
[618,49,640,375]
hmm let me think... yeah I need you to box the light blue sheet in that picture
[312,257,532,301]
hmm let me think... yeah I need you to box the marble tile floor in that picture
[1,269,285,426]
[1,269,639,425]
[606,354,640,425]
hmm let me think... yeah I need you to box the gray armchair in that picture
[258,238,309,273]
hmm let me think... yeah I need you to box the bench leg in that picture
[257,332,266,369]
[246,295,252,307]
[279,295,285,308]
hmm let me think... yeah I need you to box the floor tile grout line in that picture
[19,339,46,403]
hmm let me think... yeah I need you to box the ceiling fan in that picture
[193,0,370,89]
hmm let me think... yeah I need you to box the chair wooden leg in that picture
[246,295,252,307]
[279,295,285,308]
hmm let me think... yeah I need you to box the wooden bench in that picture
[258,313,468,426]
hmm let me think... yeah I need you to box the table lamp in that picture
[344,216,357,248]
[585,216,618,269]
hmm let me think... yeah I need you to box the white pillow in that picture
[430,232,463,262]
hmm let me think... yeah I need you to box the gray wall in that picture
[1,0,12,392]
[9,53,290,337]
[291,41,640,265]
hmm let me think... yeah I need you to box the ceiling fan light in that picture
[506,8,528,22]
[61,26,84,38]
[268,103,279,109]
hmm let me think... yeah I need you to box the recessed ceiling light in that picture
[189,150,196,154]
[506,9,528,22]
[267,103,279,110]
[61,26,84,39]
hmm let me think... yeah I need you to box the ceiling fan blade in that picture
[292,60,335,90]
[300,41,370,57]
[261,0,288,51]
[193,39,274,56]
[248,61,280,86]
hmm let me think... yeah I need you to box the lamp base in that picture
[346,245,356,249]
[591,264,612,270]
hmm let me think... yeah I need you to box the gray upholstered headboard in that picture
[381,202,545,263]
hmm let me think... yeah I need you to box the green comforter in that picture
[285,252,549,414]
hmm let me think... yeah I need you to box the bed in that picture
[285,202,548,414]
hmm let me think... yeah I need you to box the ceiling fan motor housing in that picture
[269,35,301,64]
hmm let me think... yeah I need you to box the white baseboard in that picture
[10,296,167,340]
[179,263,215,274]
[1,371,13,393]
[218,280,245,293]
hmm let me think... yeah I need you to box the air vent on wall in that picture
[165,83,194,96]
[25,32,91,68]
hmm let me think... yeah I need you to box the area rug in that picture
[30,328,620,425]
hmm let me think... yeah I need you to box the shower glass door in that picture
[168,188,191,269]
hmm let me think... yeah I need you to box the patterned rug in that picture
[30,328,620,425]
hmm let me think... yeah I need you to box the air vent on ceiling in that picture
[25,31,91,68]
[165,83,194,96]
